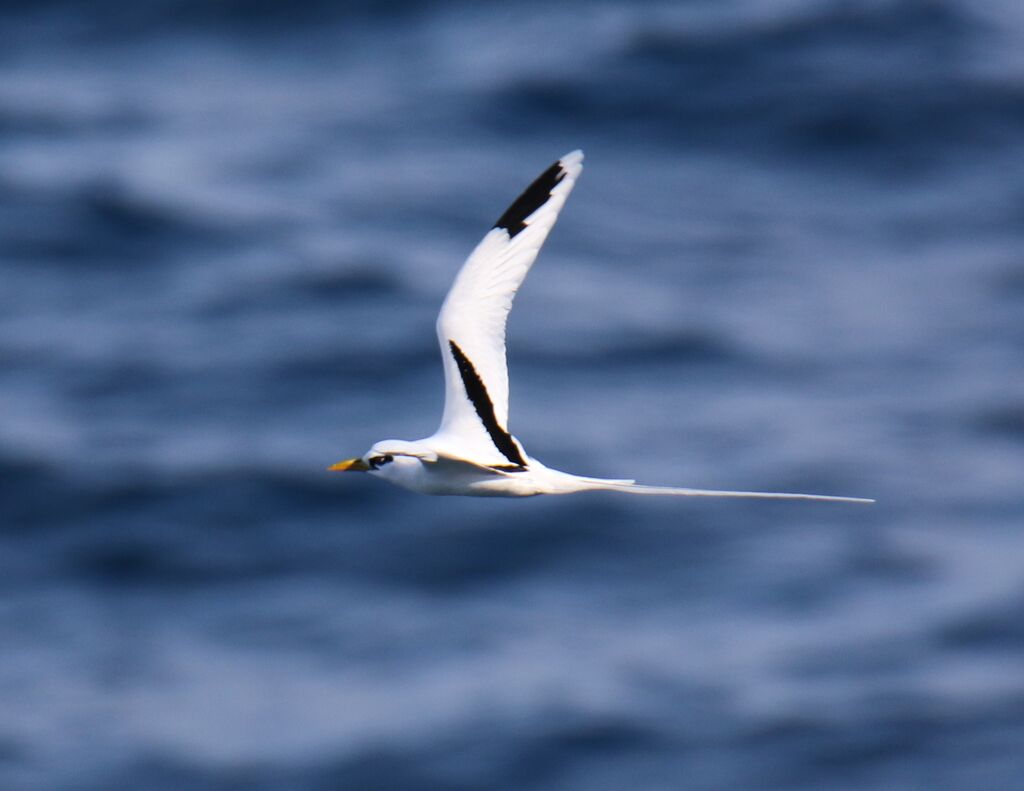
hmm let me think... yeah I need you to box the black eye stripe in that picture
[369,454,394,468]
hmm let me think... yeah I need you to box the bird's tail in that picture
[575,477,874,504]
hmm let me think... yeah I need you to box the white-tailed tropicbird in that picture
[330,151,873,503]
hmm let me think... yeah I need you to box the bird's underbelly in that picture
[426,474,542,497]
[389,465,542,497]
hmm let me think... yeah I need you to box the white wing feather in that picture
[429,150,584,464]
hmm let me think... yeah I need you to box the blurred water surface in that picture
[1,1,1023,789]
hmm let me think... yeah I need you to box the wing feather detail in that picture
[447,340,526,467]
[430,150,583,464]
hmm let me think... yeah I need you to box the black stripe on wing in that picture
[493,159,567,239]
[448,340,528,467]
[490,464,527,473]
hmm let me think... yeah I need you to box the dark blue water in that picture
[2,1,1023,788]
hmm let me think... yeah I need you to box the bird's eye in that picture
[369,454,394,468]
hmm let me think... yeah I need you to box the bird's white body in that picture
[331,151,872,505]
[365,448,602,498]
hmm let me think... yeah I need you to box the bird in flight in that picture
[330,151,872,503]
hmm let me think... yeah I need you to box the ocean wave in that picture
[482,0,1022,168]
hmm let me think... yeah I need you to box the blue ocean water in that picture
[1,0,1023,788]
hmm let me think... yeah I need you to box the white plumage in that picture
[330,151,873,504]
[431,150,583,467]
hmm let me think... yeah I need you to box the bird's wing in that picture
[431,150,584,466]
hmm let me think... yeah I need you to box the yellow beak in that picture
[328,457,371,472]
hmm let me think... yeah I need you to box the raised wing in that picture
[431,150,584,466]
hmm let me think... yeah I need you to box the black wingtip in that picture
[493,159,568,239]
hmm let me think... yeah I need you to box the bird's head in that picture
[328,440,437,478]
